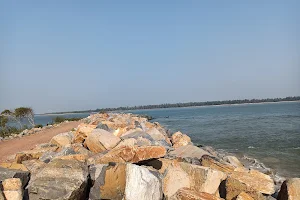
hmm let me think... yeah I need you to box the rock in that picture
[224,156,244,168]
[0,190,4,200]
[39,147,76,163]
[72,143,94,156]
[225,169,275,200]
[89,145,166,164]
[277,178,300,200]
[179,162,227,195]
[50,132,74,147]
[0,162,28,171]
[22,160,45,173]
[162,162,190,198]
[85,129,121,153]
[171,131,192,148]
[0,167,30,188]
[168,145,211,162]
[2,178,23,200]
[125,164,162,200]
[27,159,89,200]
[74,123,97,143]
[170,187,223,200]
[99,163,127,200]
[236,192,255,200]
[15,146,58,163]
[95,122,110,131]
[121,131,155,142]
[88,164,108,200]
[147,128,167,141]
[200,155,235,173]
[114,138,137,149]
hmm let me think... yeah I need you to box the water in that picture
[128,102,300,178]
[32,102,300,178]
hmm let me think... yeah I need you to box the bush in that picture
[34,124,43,128]
[52,116,82,124]
[0,126,24,137]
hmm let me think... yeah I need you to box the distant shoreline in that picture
[38,99,300,116]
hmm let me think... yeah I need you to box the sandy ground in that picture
[0,121,81,162]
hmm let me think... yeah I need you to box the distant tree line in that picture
[48,96,300,114]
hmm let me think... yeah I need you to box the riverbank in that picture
[0,112,298,199]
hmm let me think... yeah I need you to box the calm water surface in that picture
[34,102,300,178]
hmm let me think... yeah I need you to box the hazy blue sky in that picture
[1,1,299,113]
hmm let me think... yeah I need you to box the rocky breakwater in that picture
[0,113,299,200]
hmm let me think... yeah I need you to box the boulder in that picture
[0,167,30,188]
[236,192,255,200]
[50,132,74,147]
[171,131,191,148]
[88,164,108,200]
[168,145,211,163]
[27,159,89,200]
[22,160,45,173]
[2,178,23,200]
[147,128,167,141]
[114,138,137,149]
[277,178,300,200]
[74,123,97,143]
[170,187,223,200]
[223,156,244,168]
[99,163,127,200]
[15,146,58,163]
[121,131,155,142]
[39,147,76,163]
[54,154,88,162]
[224,169,275,200]
[124,164,162,200]
[179,162,227,195]
[200,155,235,173]
[162,162,191,198]
[72,143,94,156]
[0,162,28,171]
[89,145,166,164]
[84,129,121,153]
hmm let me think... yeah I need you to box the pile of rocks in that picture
[0,113,299,200]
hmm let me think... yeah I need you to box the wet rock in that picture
[89,145,166,164]
[170,187,223,200]
[50,132,74,147]
[236,192,255,200]
[27,159,89,200]
[180,162,227,195]
[2,178,23,200]
[15,146,58,163]
[224,156,244,168]
[85,129,121,153]
[277,178,300,200]
[0,167,30,188]
[74,123,97,143]
[125,164,162,200]
[171,131,192,148]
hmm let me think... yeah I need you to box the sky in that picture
[0,1,299,113]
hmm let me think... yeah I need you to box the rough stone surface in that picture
[125,164,162,200]
[2,178,22,191]
[74,123,97,143]
[171,131,192,148]
[15,147,58,163]
[0,167,30,188]
[200,155,235,173]
[147,128,167,141]
[179,162,227,195]
[39,147,76,163]
[27,159,89,200]
[223,156,244,168]
[277,178,300,200]
[85,129,121,153]
[3,191,23,200]
[0,162,28,171]
[170,187,223,200]
[22,160,45,173]
[236,192,255,200]
[168,145,211,161]
[90,145,166,164]
[50,132,74,147]
[89,164,108,200]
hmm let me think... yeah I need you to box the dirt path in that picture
[0,121,81,162]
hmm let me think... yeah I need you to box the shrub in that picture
[52,116,82,124]
[34,124,43,128]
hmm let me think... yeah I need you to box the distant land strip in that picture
[44,96,300,115]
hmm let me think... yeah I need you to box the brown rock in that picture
[277,178,300,200]
[15,146,58,163]
[180,162,227,195]
[236,192,255,200]
[85,129,121,153]
[168,145,211,161]
[54,154,88,162]
[100,163,126,200]
[200,155,235,173]
[90,145,166,164]
[223,156,244,168]
[74,123,97,143]
[72,143,94,156]
[50,132,74,147]
[22,160,45,173]
[170,188,223,200]
[147,128,167,141]
[2,178,23,200]
[0,162,28,171]
[225,169,275,200]
[171,131,191,148]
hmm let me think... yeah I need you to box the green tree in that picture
[14,107,35,127]
[1,109,22,128]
